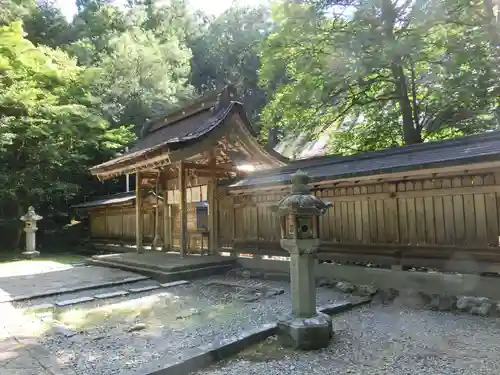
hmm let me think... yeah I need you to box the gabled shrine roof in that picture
[90,85,287,180]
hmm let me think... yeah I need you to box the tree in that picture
[0,0,35,25]
[0,22,134,246]
[93,25,193,132]
[23,1,75,48]
[190,5,273,125]
[260,0,500,153]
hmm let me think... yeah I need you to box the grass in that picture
[236,335,292,362]
[0,253,87,278]
[0,253,86,265]
[21,291,240,335]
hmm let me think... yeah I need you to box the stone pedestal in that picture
[22,228,40,259]
[277,312,332,350]
[277,238,332,350]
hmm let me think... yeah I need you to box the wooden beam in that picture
[183,161,238,173]
[178,161,187,257]
[135,170,144,253]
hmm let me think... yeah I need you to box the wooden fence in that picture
[224,172,500,273]
[87,171,500,273]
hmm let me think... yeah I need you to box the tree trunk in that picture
[381,0,422,145]
[391,63,422,145]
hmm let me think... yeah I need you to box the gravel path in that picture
[1,276,350,375]
[197,303,500,375]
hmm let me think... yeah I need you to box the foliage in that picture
[0,22,133,246]
[0,0,35,25]
[189,5,273,124]
[68,0,194,132]
[260,0,500,152]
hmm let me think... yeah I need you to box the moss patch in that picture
[236,335,292,362]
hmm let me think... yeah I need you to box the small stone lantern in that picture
[20,206,43,259]
[272,170,332,350]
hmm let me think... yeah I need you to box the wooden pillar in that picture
[152,174,162,251]
[208,161,219,255]
[178,161,187,257]
[135,170,144,253]
[163,174,171,252]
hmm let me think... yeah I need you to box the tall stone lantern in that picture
[20,206,43,259]
[272,170,332,350]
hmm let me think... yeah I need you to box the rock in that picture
[53,324,78,338]
[470,302,492,316]
[127,323,146,332]
[372,288,399,304]
[457,296,491,311]
[316,278,332,287]
[357,285,378,296]
[335,281,356,293]
[241,270,251,279]
[176,308,201,320]
[457,296,475,311]
[429,295,457,311]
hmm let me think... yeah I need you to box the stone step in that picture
[88,258,233,283]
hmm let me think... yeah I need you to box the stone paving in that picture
[0,262,146,302]
[0,274,351,375]
[2,263,500,375]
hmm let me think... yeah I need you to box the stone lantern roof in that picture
[20,206,42,222]
[272,170,331,216]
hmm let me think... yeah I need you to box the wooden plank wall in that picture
[90,207,162,242]
[226,172,500,254]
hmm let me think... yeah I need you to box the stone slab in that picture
[92,252,236,272]
[24,303,54,311]
[160,280,190,288]
[0,264,148,303]
[121,323,278,375]
[55,296,94,307]
[94,290,129,299]
[128,285,160,293]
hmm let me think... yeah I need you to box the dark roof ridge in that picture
[142,85,235,137]
[257,130,500,179]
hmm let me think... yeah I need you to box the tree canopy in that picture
[0,0,499,249]
[259,0,500,153]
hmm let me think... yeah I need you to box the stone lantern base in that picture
[22,250,40,259]
[277,312,332,350]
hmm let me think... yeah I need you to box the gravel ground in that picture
[197,303,500,375]
[2,276,350,375]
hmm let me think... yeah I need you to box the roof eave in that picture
[91,102,289,180]
[229,156,500,192]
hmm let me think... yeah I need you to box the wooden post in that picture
[178,161,187,257]
[163,173,171,252]
[208,159,219,255]
[163,185,169,251]
[135,170,144,253]
[152,173,162,250]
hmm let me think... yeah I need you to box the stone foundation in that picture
[277,312,332,350]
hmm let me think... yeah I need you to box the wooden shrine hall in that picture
[89,85,287,257]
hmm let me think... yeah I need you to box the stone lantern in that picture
[20,206,43,259]
[272,170,332,350]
